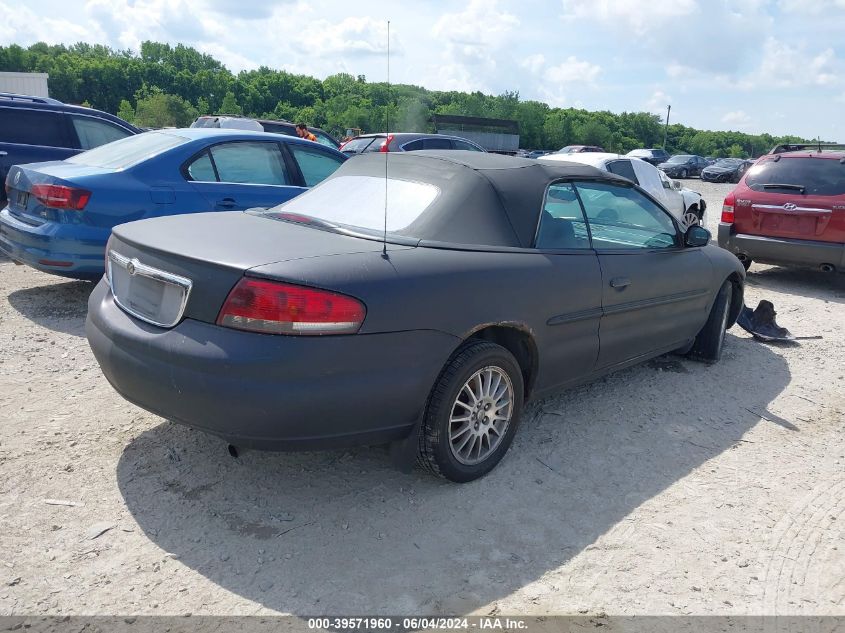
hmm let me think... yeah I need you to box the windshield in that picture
[667,155,692,163]
[65,131,188,169]
[190,117,217,128]
[258,175,440,235]
[714,159,742,167]
[745,156,845,196]
[342,137,378,153]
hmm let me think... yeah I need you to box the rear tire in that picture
[688,281,732,363]
[418,341,524,482]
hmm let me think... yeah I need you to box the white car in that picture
[539,152,705,228]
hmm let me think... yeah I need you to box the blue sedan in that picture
[0,128,347,279]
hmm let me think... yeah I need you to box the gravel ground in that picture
[1,181,843,617]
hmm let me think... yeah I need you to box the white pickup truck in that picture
[540,152,706,228]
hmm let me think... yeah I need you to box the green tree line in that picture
[1,41,807,157]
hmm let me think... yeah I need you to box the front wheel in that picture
[682,208,701,227]
[680,168,688,178]
[688,281,732,363]
[418,341,524,482]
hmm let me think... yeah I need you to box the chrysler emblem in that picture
[126,260,137,276]
[783,203,797,211]
[13,171,20,185]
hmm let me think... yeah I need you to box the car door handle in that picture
[216,197,237,209]
[610,277,631,289]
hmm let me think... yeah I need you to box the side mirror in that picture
[685,225,711,247]
[673,180,682,191]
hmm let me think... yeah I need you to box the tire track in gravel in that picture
[762,473,845,619]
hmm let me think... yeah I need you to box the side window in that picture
[535,182,591,250]
[606,160,638,184]
[260,122,295,137]
[453,139,483,151]
[576,181,679,250]
[401,139,424,151]
[289,145,345,187]
[0,108,67,147]
[423,137,452,150]
[209,142,290,185]
[70,115,131,150]
[186,151,217,181]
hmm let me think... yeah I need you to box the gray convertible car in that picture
[87,152,745,482]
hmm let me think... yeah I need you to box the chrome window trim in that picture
[753,204,831,214]
[107,250,193,328]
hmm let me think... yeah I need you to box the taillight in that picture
[31,184,91,210]
[217,278,366,335]
[338,141,348,151]
[379,134,394,152]
[721,192,735,223]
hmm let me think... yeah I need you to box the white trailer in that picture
[0,72,49,97]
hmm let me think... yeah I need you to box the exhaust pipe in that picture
[736,253,751,263]
[227,444,240,458]
[819,263,836,273]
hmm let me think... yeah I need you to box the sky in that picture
[2,0,844,140]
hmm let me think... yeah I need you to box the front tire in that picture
[680,168,688,178]
[418,341,524,482]
[688,281,732,363]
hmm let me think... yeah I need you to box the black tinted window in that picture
[606,160,638,184]
[260,122,296,136]
[423,138,452,150]
[745,157,845,196]
[0,108,66,147]
[401,139,424,151]
[453,139,483,151]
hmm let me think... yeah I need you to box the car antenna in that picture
[817,137,822,153]
[382,20,391,260]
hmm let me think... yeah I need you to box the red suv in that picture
[718,144,845,272]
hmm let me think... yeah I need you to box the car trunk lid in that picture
[4,162,111,225]
[107,211,390,326]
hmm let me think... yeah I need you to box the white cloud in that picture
[646,90,672,113]
[426,0,519,92]
[521,54,546,75]
[721,110,752,128]
[545,57,601,84]
[561,0,697,36]
[302,16,397,57]
[561,0,771,76]
[754,37,842,88]
[779,0,845,14]
[0,1,101,45]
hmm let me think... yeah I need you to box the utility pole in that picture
[663,105,671,150]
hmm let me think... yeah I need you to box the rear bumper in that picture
[0,207,108,279]
[86,279,461,450]
[718,223,845,269]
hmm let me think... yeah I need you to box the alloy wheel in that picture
[448,366,514,466]
[683,211,700,227]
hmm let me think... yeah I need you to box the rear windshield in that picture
[66,131,188,169]
[258,175,440,235]
[745,157,845,196]
[342,137,378,153]
[191,117,218,128]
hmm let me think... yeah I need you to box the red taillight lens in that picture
[338,141,348,151]
[721,192,735,223]
[217,278,366,335]
[31,184,91,210]
[379,134,394,152]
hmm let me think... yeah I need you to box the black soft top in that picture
[331,150,630,248]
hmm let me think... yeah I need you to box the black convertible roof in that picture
[326,150,630,248]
